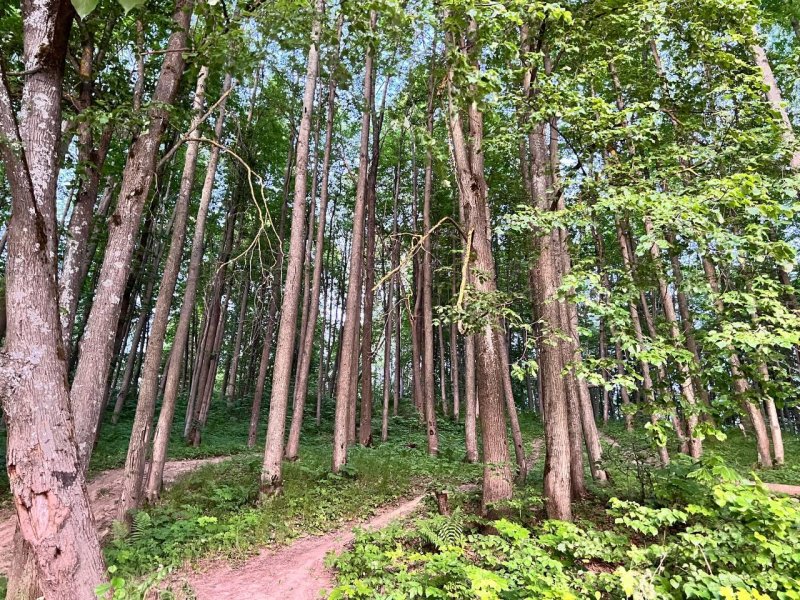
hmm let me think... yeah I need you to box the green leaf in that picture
[117,0,146,14]
[71,0,98,19]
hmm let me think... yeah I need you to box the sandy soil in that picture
[0,456,231,575]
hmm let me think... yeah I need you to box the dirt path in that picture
[0,456,232,575]
[184,493,428,600]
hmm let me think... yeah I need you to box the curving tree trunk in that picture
[117,67,210,521]
[70,0,196,471]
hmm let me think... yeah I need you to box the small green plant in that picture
[94,565,169,599]
[330,457,800,600]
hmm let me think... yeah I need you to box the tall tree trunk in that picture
[247,135,294,447]
[420,48,440,455]
[188,196,237,445]
[117,67,210,521]
[381,160,401,440]
[0,1,107,593]
[447,21,513,509]
[286,17,342,457]
[526,122,572,518]
[260,0,323,494]
[70,0,195,471]
[225,268,251,406]
[358,69,388,447]
[332,9,377,473]
[381,246,393,442]
[751,28,800,169]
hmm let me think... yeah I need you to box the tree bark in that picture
[420,47,440,455]
[332,9,377,473]
[751,28,800,169]
[358,68,388,447]
[70,0,196,471]
[117,67,210,521]
[447,22,513,509]
[260,0,323,493]
[0,1,107,593]
[286,16,342,457]
[247,134,294,447]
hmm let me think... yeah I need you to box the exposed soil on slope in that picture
[0,456,231,575]
[181,493,427,600]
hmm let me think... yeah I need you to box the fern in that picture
[417,509,465,550]
[129,510,152,542]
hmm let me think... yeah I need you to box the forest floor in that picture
[179,492,428,599]
[1,408,799,599]
[0,455,236,575]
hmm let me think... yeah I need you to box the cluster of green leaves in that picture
[330,462,800,599]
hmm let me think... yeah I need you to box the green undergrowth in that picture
[104,415,481,580]
[330,454,800,600]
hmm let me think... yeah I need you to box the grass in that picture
[104,413,482,579]
[1,395,798,597]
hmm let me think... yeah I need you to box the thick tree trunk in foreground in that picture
[332,9,377,473]
[261,0,323,494]
[0,1,107,593]
[70,0,195,470]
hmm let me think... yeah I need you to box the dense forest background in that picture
[1,0,799,597]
